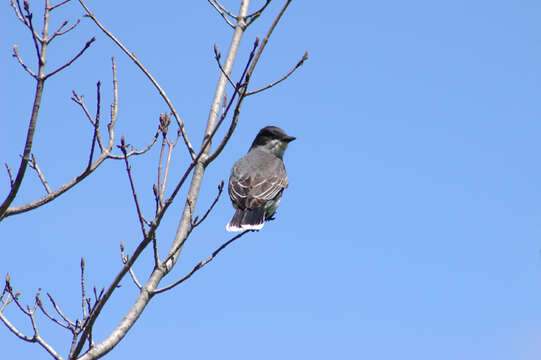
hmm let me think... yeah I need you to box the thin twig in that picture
[151,233,160,268]
[193,180,224,227]
[246,0,271,27]
[47,19,67,41]
[214,44,238,89]
[46,293,75,328]
[28,154,51,194]
[10,0,28,25]
[87,81,101,169]
[6,286,28,316]
[159,134,177,201]
[207,0,236,28]
[120,243,143,290]
[106,56,119,149]
[24,3,43,62]
[28,309,63,360]
[118,137,148,237]
[72,90,106,152]
[49,0,72,11]
[246,0,292,82]
[5,164,14,189]
[156,114,170,211]
[1,292,13,313]
[48,18,81,42]
[0,309,34,341]
[0,278,63,360]
[154,231,251,294]
[12,45,37,78]
[72,92,93,125]
[44,37,95,79]
[78,0,196,159]
[81,258,87,319]
[204,38,260,166]
[105,129,160,160]
[246,50,308,96]
[36,294,71,330]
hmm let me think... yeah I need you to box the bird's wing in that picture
[229,158,288,210]
[228,175,252,209]
[248,171,287,202]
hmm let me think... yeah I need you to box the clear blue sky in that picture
[2,0,541,359]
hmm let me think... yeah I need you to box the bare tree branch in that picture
[0,277,64,360]
[118,137,149,237]
[36,294,72,330]
[25,3,44,62]
[246,50,308,95]
[214,44,240,89]
[44,37,95,79]
[3,0,305,358]
[48,18,81,42]
[246,0,271,27]
[12,45,37,78]
[27,153,51,194]
[156,113,172,211]
[72,87,106,152]
[49,0,73,11]
[105,129,160,159]
[151,233,160,269]
[87,82,101,168]
[154,230,250,294]
[1,0,95,220]
[71,93,93,124]
[204,38,260,165]
[0,0,49,220]
[205,0,296,166]
[10,0,28,25]
[162,34,259,273]
[4,163,14,189]
[0,310,34,342]
[208,0,236,27]
[78,0,196,160]
[80,258,87,319]
[120,243,143,290]
[194,181,224,228]
[73,3,255,359]
[1,57,159,218]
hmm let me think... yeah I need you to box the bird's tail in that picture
[226,207,265,232]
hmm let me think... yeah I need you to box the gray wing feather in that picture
[228,149,288,210]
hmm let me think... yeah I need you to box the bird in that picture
[226,126,295,232]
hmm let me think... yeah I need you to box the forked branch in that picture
[154,230,251,294]
[208,0,236,27]
[0,276,63,360]
[1,0,97,220]
[246,50,308,96]
[78,0,196,160]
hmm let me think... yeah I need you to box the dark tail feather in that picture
[226,207,265,232]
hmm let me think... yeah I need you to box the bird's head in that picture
[250,126,296,158]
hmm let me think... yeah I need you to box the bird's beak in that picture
[284,136,296,143]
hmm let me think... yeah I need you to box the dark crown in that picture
[250,126,295,149]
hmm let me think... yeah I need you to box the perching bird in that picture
[226,126,296,232]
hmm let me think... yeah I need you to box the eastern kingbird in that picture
[226,126,296,232]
